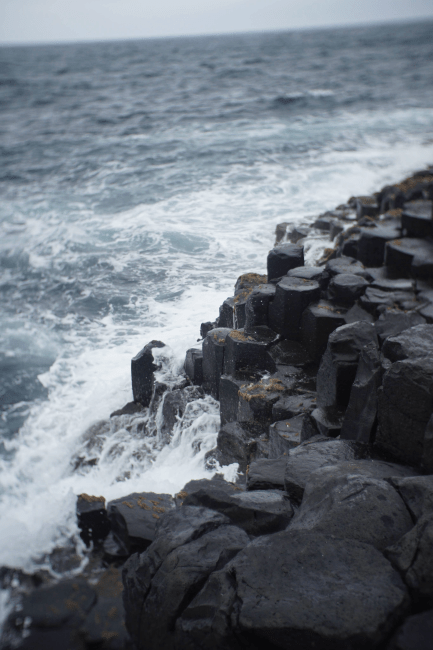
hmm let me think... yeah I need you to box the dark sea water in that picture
[1,21,433,579]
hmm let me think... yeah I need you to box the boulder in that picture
[216,421,255,471]
[246,457,287,491]
[316,321,378,412]
[268,416,304,456]
[131,340,165,406]
[343,302,375,324]
[326,256,372,280]
[107,492,175,553]
[202,328,232,399]
[183,484,293,536]
[184,348,203,386]
[376,357,433,465]
[76,493,111,547]
[178,530,409,650]
[301,300,347,362]
[268,276,321,340]
[289,465,413,550]
[340,341,381,444]
[309,406,343,438]
[267,243,304,282]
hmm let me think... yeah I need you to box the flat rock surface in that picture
[246,457,288,491]
[382,324,433,362]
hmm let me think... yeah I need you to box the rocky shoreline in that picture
[2,168,433,649]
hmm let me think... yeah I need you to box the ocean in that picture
[1,20,433,584]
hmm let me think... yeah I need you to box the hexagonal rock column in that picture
[267,243,304,283]
[301,300,346,362]
[244,283,276,331]
[202,328,232,400]
[131,340,165,407]
[269,276,320,341]
[223,328,275,378]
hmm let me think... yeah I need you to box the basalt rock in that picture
[389,475,433,522]
[202,328,232,399]
[237,376,289,433]
[402,200,433,238]
[382,323,433,362]
[233,273,267,329]
[387,609,433,650]
[272,392,316,421]
[268,415,304,456]
[219,374,245,425]
[184,348,203,386]
[244,283,275,331]
[268,276,321,340]
[246,457,288,491]
[385,237,433,278]
[76,493,111,547]
[267,243,304,282]
[131,340,165,407]
[357,225,401,267]
[356,195,380,219]
[301,300,347,362]
[216,421,257,471]
[327,273,369,304]
[223,328,275,377]
[326,255,373,280]
[375,310,426,346]
[287,265,330,290]
[218,296,235,329]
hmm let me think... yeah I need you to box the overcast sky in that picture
[1,0,433,45]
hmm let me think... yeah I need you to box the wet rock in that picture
[387,609,433,650]
[402,200,433,238]
[338,232,361,258]
[272,392,316,421]
[375,310,426,346]
[316,321,378,412]
[223,328,275,377]
[288,225,310,243]
[200,321,217,339]
[218,531,407,650]
[386,238,433,278]
[218,297,235,329]
[423,414,433,473]
[202,328,232,399]
[287,265,330,290]
[77,493,111,547]
[219,375,244,425]
[103,530,130,559]
[343,302,375,324]
[356,195,380,219]
[310,406,343,437]
[326,255,373,280]
[134,524,249,650]
[184,348,203,386]
[122,506,231,645]
[284,438,366,505]
[110,401,144,417]
[275,221,289,243]
[340,341,381,443]
[267,243,304,282]
[300,300,346,362]
[389,475,433,521]
[268,416,304,456]
[183,484,293,536]
[131,340,165,407]
[382,323,433,362]
[360,286,417,315]
[107,492,175,553]
[328,272,369,304]
[385,513,433,600]
[268,276,321,340]
[159,386,203,444]
[289,465,413,550]
[244,283,275,331]
[237,376,288,433]
[376,356,433,466]
[216,421,255,471]
[268,338,312,367]
[246,457,287,491]
[357,225,401,267]
[233,273,267,329]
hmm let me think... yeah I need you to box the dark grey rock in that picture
[272,392,316,421]
[269,338,312,367]
[15,628,86,650]
[227,531,408,649]
[219,375,244,425]
[289,465,413,550]
[386,238,433,278]
[184,348,203,386]
[376,357,433,466]
[267,243,304,282]
[344,302,375,324]
[326,256,372,280]
[76,493,110,547]
[246,457,287,491]
[160,386,203,444]
[387,609,433,650]
[288,225,310,243]
[356,195,380,219]
[216,421,254,471]
[110,401,144,417]
[284,438,366,505]
[301,300,347,362]
[237,376,289,433]
[360,286,417,316]
[131,340,165,407]
[202,328,232,399]
[218,297,235,329]
[328,273,369,304]
[382,324,433,362]
[388,475,433,521]
[287,265,330,290]
[316,321,378,411]
[310,406,343,438]
[107,491,175,553]
[223,328,275,377]
[423,414,433,473]
[375,310,426,346]
[402,200,433,238]
[357,225,401,267]
[268,416,304,456]
[340,341,381,443]
[268,276,321,340]
[244,283,275,331]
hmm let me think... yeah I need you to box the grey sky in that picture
[1,0,433,44]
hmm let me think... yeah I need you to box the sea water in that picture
[1,21,433,582]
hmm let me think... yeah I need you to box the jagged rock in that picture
[267,243,304,282]
[202,328,232,399]
[269,338,312,367]
[301,300,346,362]
[376,357,433,465]
[387,609,433,650]
[76,494,111,547]
[272,392,316,421]
[131,340,165,407]
[237,376,289,433]
[283,438,367,505]
[246,457,287,491]
[269,276,321,340]
[159,386,203,444]
[344,302,375,324]
[309,406,343,437]
[287,265,330,290]
[340,341,381,443]
[382,323,433,362]
[360,286,417,315]
[178,530,409,650]
[183,484,293,536]
[402,200,433,238]
[244,284,275,331]
[327,273,369,304]
[219,375,245,425]
[216,421,255,471]
[389,475,433,521]
[386,238,433,278]
[122,506,232,645]
[375,310,426,346]
[201,321,217,338]
[268,416,304,456]
[110,401,144,417]
[338,232,361,258]
[184,348,203,385]
[357,225,401,267]
[233,273,267,329]
[316,321,378,412]
[275,221,289,243]
[107,492,175,553]
[223,328,275,377]
[218,297,235,329]
[288,225,310,243]
[385,513,433,600]
[289,465,413,550]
